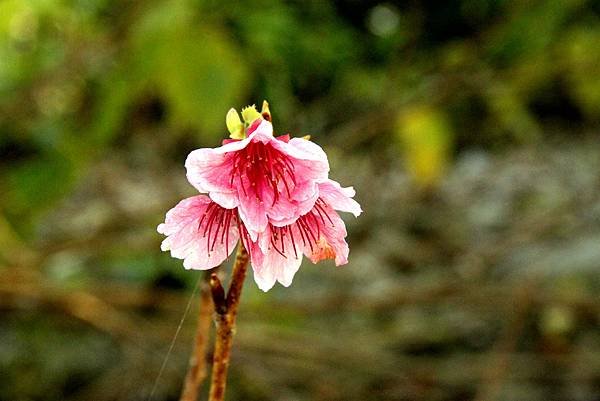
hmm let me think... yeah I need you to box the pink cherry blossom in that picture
[185,119,329,239]
[250,179,362,291]
[159,106,361,292]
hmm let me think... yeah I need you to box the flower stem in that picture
[208,244,249,401]
[180,272,213,401]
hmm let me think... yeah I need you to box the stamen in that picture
[297,218,316,251]
[224,211,232,256]
[202,205,220,237]
[197,202,216,231]
[230,141,297,206]
[307,212,321,238]
[268,225,287,258]
[314,201,334,225]
[288,226,298,258]
[210,208,225,252]
[270,237,287,258]
[296,219,307,247]
[242,227,251,250]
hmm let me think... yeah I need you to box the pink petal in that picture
[270,137,330,190]
[237,192,270,241]
[185,123,267,194]
[275,137,329,165]
[246,118,263,136]
[252,250,303,291]
[157,195,240,270]
[266,186,318,227]
[185,146,240,194]
[222,138,240,145]
[247,119,274,143]
[318,180,362,217]
[209,192,239,209]
[298,202,350,266]
[250,225,303,291]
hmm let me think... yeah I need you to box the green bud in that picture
[226,108,244,139]
[241,104,262,125]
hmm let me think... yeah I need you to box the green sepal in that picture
[241,104,262,125]
[226,108,244,139]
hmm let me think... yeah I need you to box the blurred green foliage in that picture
[1,0,600,400]
[2,0,600,236]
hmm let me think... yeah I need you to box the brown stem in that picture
[208,244,249,401]
[180,272,214,401]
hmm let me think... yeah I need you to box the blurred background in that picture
[1,0,600,400]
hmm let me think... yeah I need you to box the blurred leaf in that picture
[129,0,249,139]
[157,27,248,138]
[486,0,584,63]
[86,72,140,149]
[335,66,387,105]
[561,27,600,119]
[485,82,541,142]
[5,152,74,232]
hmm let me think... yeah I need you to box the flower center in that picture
[229,142,297,206]
[197,203,250,256]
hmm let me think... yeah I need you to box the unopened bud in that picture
[210,273,227,314]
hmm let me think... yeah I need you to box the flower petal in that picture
[185,124,268,194]
[318,180,362,217]
[270,137,330,196]
[237,193,269,241]
[266,186,319,227]
[209,192,239,209]
[300,203,350,266]
[185,145,243,193]
[251,246,303,291]
[157,195,240,270]
[250,225,304,291]
[247,119,274,142]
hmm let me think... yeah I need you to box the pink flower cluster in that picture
[158,114,361,291]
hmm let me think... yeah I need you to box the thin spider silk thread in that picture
[147,275,202,401]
